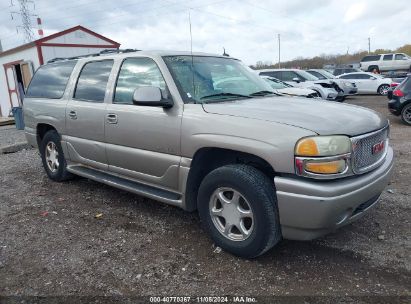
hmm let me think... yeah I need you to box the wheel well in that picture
[184,148,275,212]
[36,124,56,146]
[368,65,379,72]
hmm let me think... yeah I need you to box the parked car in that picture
[260,76,320,98]
[307,69,358,96]
[336,72,392,95]
[388,75,411,125]
[330,67,362,76]
[258,69,343,101]
[360,53,411,73]
[24,50,394,258]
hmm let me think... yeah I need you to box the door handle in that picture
[68,110,77,120]
[106,113,118,124]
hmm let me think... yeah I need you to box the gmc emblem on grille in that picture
[372,141,385,154]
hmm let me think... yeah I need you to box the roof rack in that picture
[47,48,141,64]
[99,48,140,55]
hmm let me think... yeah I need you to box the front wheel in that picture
[401,103,411,126]
[197,164,281,258]
[378,84,390,95]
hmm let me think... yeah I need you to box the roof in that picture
[0,25,120,58]
[45,50,236,64]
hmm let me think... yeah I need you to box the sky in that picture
[0,0,410,65]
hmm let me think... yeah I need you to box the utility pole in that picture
[368,37,371,53]
[10,0,37,42]
[278,33,281,68]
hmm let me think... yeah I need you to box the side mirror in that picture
[132,86,173,108]
[292,77,301,83]
[370,76,377,80]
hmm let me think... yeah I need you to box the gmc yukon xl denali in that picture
[24,50,394,258]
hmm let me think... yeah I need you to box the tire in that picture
[368,65,380,73]
[197,164,281,258]
[312,89,323,99]
[40,130,73,182]
[401,103,411,126]
[378,84,390,95]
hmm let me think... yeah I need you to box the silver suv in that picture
[24,50,394,258]
[360,53,411,72]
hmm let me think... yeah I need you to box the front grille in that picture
[351,126,389,174]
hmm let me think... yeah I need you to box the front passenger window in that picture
[114,57,166,104]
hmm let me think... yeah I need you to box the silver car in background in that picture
[307,69,358,96]
[258,69,344,101]
[261,76,320,98]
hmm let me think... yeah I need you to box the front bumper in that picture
[388,98,402,116]
[274,147,394,241]
[347,87,358,95]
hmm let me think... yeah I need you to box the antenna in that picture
[10,0,37,42]
[188,9,196,101]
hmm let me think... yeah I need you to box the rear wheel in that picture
[401,103,411,126]
[368,65,380,73]
[378,84,390,95]
[197,164,281,258]
[40,130,73,181]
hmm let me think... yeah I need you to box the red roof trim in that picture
[36,25,120,47]
[40,43,119,48]
[0,25,120,58]
[0,42,36,58]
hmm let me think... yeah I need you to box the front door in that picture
[65,59,114,170]
[104,57,182,191]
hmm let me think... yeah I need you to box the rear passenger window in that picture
[26,61,76,99]
[74,60,113,102]
[114,57,166,104]
[361,55,380,62]
[383,54,393,61]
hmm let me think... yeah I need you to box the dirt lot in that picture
[0,95,410,301]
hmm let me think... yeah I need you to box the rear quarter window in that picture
[25,61,77,99]
[361,55,381,62]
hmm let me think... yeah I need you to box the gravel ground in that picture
[0,95,410,300]
[0,125,26,148]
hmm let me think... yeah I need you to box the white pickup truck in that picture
[360,53,411,72]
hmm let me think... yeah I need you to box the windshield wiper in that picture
[200,92,251,100]
[249,90,277,96]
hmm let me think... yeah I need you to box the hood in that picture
[276,87,316,96]
[202,97,387,136]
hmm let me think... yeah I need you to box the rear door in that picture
[65,59,114,170]
[381,54,393,70]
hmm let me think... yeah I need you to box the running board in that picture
[67,165,183,207]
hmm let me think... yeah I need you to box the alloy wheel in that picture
[45,141,59,172]
[209,187,254,241]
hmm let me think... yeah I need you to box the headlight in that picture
[343,81,352,88]
[295,136,352,178]
[295,136,351,156]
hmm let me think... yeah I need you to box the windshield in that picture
[263,77,289,89]
[296,70,319,81]
[318,69,336,79]
[163,56,274,103]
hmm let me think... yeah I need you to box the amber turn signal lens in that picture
[305,160,346,174]
[295,138,319,156]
